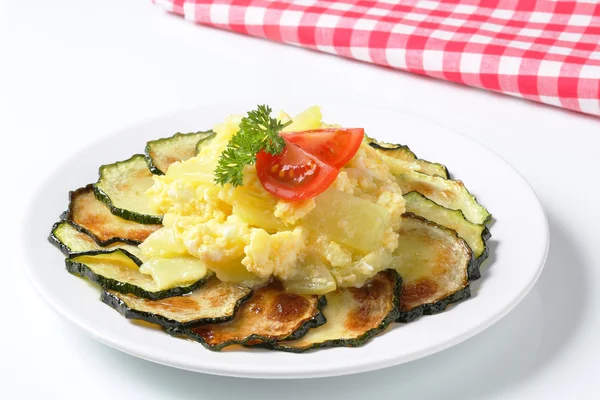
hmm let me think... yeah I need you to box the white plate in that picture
[23,101,548,379]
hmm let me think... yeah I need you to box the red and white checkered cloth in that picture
[155,0,600,117]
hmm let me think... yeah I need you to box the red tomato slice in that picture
[281,128,364,168]
[256,139,339,201]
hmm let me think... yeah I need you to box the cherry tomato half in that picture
[281,128,364,168]
[255,139,339,201]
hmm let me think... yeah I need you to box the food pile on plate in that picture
[49,106,491,351]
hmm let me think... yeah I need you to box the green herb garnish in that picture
[214,105,291,187]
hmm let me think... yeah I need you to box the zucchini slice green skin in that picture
[100,278,252,329]
[145,130,214,175]
[166,283,327,351]
[65,249,209,300]
[471,234,490,280]
[48,220,143,264]
[398,285,471,323]
[270,270,402,353]
[403,191,490,279]
[369,141,416,157]
[394,214,472,323]
[368,140,450,179]
[66,185,160,246]
[49,220,83,257]
[94,154,163,225]
[396,171,491,225]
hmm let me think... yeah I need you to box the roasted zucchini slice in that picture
[101,277,252,328]
[195,131,217,154]
[393,214,471,323]
[167,282,325,351]
[94,155,163,224]
[368,139,449,178]
[65,249,210,300]
[145,130,214,175]
[404,191,489,279]
[49,220,142,262]
[272,270,401,352]
[396,171,490,225]
[67,185,160,245]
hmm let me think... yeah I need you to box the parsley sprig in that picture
[214,105,291,187]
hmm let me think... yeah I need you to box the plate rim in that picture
[23,100,549,379]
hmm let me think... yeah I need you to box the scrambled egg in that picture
[143,107,405,294]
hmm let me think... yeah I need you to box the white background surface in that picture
[1,0,599,398]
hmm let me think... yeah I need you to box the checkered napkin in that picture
[155,0,600,117]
